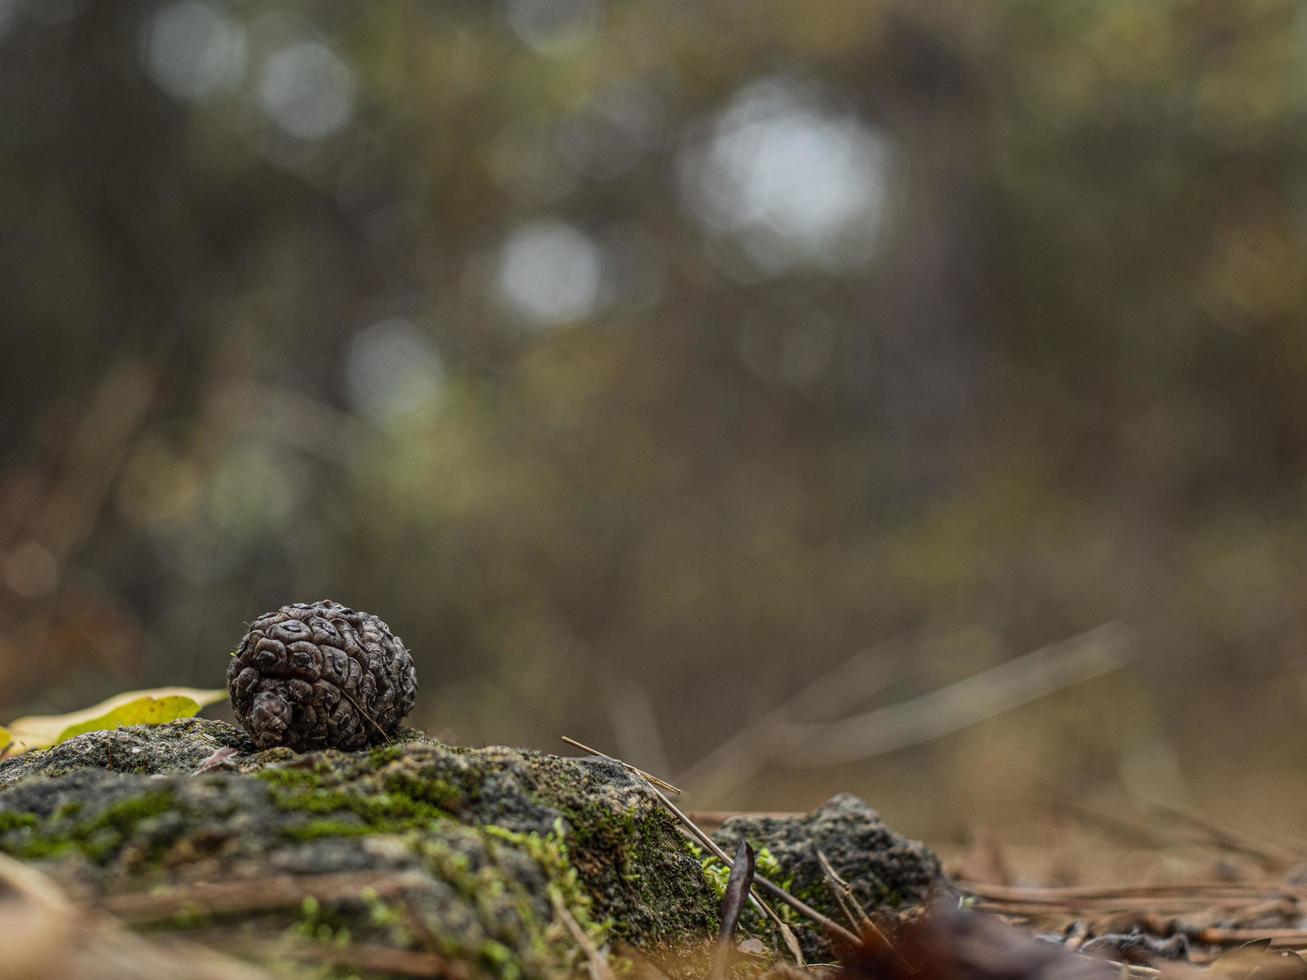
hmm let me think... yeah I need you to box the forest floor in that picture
[4,721,1307,979]
[915,813,1307,978]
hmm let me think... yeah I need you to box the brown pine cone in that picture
[226,600,418,751]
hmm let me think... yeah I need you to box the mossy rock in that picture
[713,794,947,960]
[0,720,945,976]
[0,719,718,977]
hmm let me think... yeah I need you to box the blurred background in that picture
[3,0,1307,846]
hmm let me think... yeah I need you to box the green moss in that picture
[7,839,75,860]
[254,765,327,790]
[484,819,609,944]
[382,769,466,812]
[0,790,177,863]
[283,819,377,841]
[563,793,716,944]
[292,895,354,947]
[359,887,414,946]
[276,786,445,833]
[479,940,517,978]
[367,744,405,767]
[686,841,802,941]
[0,765,608,974]
[171,901,212,930]
[256,762,455,841]
[81,791,175,835]
[0,811,38,833]
[376,815,618,977]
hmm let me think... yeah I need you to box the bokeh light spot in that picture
[141,1,247,101]
[496,220,605,327]
[678,76,896,272]
[2,540,58,598]
[257,40,355,140]
[505,0,600,54]
[345,318,446,423]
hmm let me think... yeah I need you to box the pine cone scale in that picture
[227,600,418,751]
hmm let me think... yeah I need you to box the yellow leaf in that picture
[54,695,204,744]
[5,687,227,754]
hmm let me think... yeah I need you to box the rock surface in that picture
[0,720,945,977]
[714,794,946,959]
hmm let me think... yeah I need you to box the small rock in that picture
[713,793,947,959]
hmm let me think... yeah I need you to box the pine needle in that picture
[560,736,684,796]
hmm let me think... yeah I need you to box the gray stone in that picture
[712,793,947,958]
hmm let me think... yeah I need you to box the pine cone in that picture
[227,600,418,751]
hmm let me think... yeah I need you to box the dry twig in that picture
[100,871,432,923]
[675,632,910,804]
[550,890,617,980]
[816,849,875,932]
[781,623,1135,768]
[561,735,858,958]
[561,736,683,796]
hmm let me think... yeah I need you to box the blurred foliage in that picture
[3,0,1307,833]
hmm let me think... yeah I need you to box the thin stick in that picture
[561,736,683,796]
[781,623,1135,768]
[1044,793,1173,850]
[562,739,784,936]
[964,881,1307,902]
[814,851,912,971]
[340,687,393,744]
[816,849,874,931]
[100,871,432,922]
[1049,785,1302,867]
[749,872,862,950]
[1191,927,1307,946]
[687,811,803,831]
[1137,798,1298,867]
[551,889,617,980]
[675,633,910,804]
[563,735,860,953]
[815,851,909,966]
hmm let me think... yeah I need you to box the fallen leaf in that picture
[54,695,203,743]
[711,840,756,980]
[5,687,227,754]
[193,746,240,775]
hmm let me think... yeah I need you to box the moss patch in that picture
[256,762,452,840]
[0,789,177,862]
